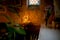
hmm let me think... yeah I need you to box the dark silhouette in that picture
[24,22,39,40]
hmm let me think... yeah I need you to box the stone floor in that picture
[38,28,60,40]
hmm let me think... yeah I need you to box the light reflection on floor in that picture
[39,28,60,40]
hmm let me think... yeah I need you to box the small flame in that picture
[22,15,30,23]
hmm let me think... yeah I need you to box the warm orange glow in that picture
[22,15,30,23]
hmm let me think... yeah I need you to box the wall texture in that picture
[0,0,54,29]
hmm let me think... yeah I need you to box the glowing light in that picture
[22,15,30,23]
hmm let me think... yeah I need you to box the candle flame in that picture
[22,15,30,23]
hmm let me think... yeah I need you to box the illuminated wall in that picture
[0,0,54,29]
